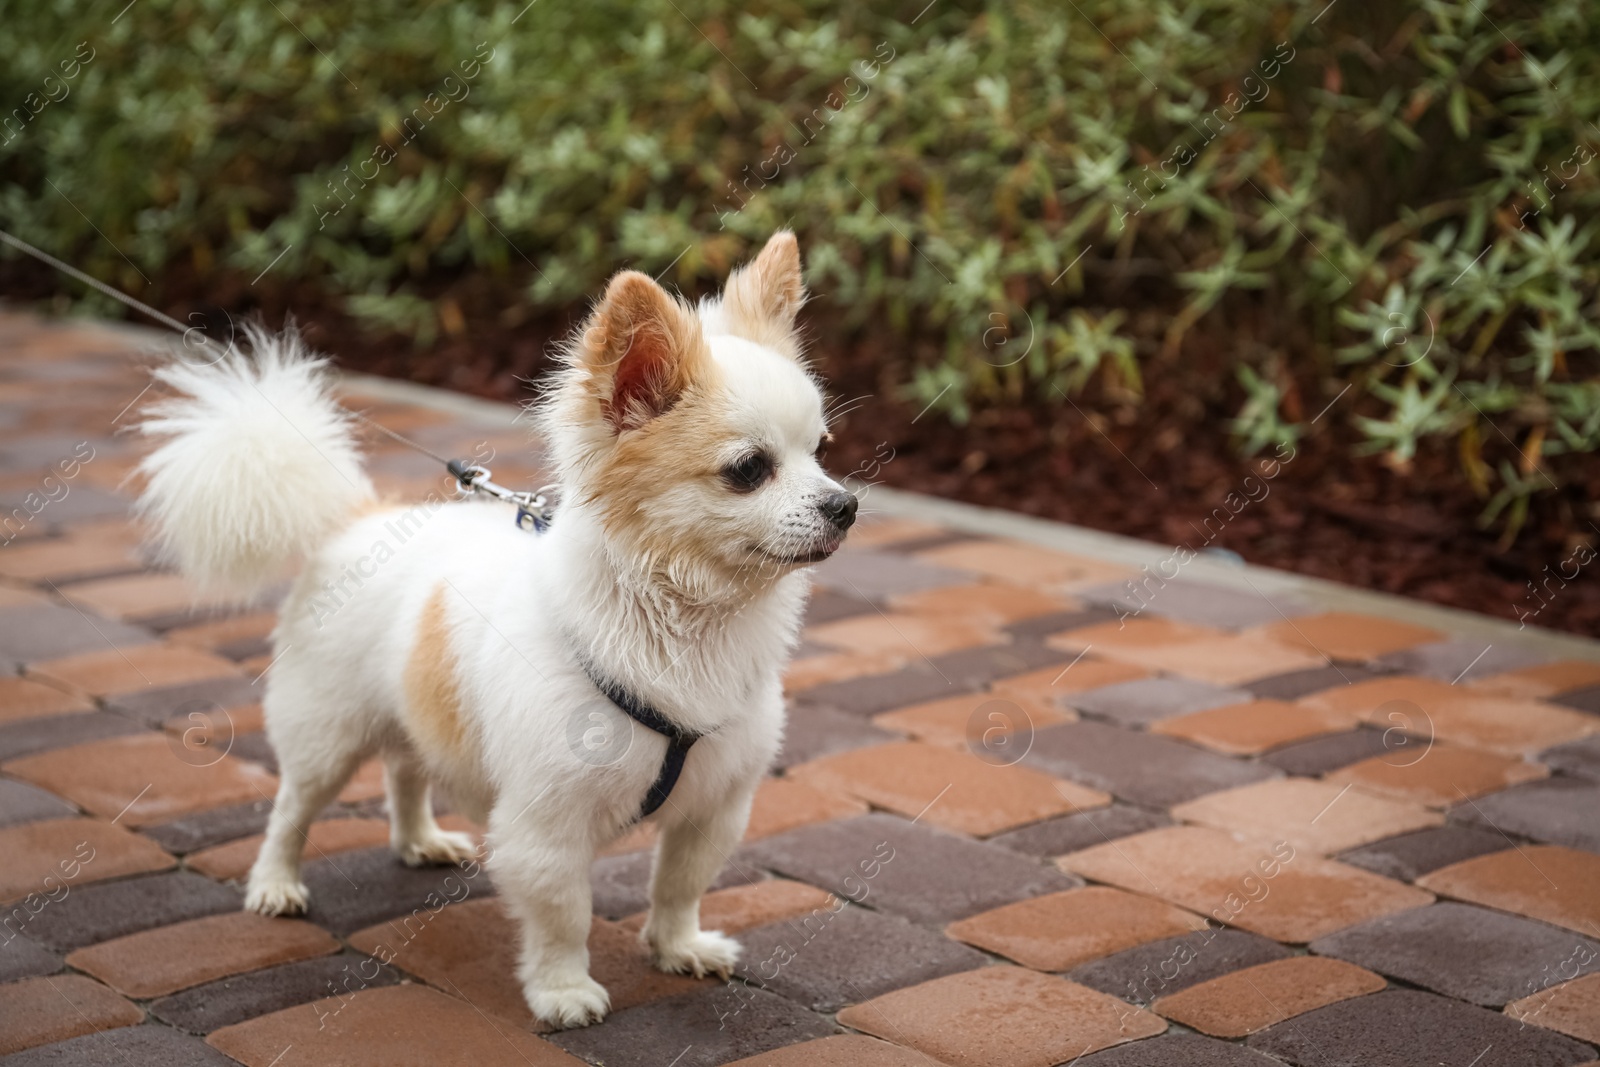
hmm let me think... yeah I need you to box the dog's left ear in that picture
[720,231,806,357]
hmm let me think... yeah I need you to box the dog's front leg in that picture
[641,787,753,979]
[493,822,609,1029]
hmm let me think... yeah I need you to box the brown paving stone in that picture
[0,585,52,608]
[744,776,867,841]
[836,965,1165,1067]
[735,903,986,1012]
[1153,699,1356,755]
[1507,973,1600,1046]
[0,816,173,904]
[1419,845,1600,937]
[1302,676,1597,757]
[846,516,950,548]
[989,658,1149,704]
[620,879,837,935]
[4,732,277,827]
[739,813,1077,925]
[888,581,1075,627]
[20,870,239,951]
[946,886,1208,971]
[187,817,392,882]
[1048,615,1218,660]
[1170,777,1442,855]
[789,740,1109,836]
[0,974,142,1057]
[1257,611,1442,662]
[725,1034,940,1066]
[67,911,339,999]
[783,648,904,692]
[805,612,1001,659]
[918,539,1136,590]
[57,572,234,624]
[1338,825,1514,882]
[872,690,1071,751]
[1023,720,1281,808]
[1472,660,1600,700]
[27,642,241,698]
[1247,987,1597,1067]
[0,677,93,725]
[164,612,279,655]
[1151,956,1385,1038]
[336,757,387,804]
[1311,901,1600,1007]
[1325,741,1549,806]
[1143,632,1333,687]
[1061,826,1433,942]
[347,897,704,1030]
[0,532,143,585]
[208,983,584,1066]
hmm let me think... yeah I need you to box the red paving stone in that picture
[4,309,1598,1067]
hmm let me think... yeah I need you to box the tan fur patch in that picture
[403,584,470,762]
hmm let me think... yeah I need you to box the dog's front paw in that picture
[244,878,309,916]
[395,829,478,868]
[650,929,741,980]
[526,976,611,1029]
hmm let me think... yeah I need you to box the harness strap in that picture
[582,662,702,820]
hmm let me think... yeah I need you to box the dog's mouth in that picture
[754,536,843,566]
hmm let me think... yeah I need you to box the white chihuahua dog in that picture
[133,232,855,1028]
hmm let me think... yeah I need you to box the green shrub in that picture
[3,0,1597,539]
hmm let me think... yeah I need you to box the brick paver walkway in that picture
[2,309,1599,1066]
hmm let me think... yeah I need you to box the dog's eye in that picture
[721,452,774,492]
[814,436,830,464]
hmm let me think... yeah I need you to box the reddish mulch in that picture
[6,262,1597,637]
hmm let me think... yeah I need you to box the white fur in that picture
[134,325,373,598]
[133,241,848,1030]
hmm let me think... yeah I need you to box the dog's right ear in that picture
[580,271,708,433]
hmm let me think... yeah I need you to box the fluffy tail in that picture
[134,325,373,599]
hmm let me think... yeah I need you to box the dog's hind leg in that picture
[384,751,477,867]
[244,680,369,916]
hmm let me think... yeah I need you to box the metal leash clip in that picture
[445,460,558,533]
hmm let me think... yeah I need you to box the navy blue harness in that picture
[581,664,704,820]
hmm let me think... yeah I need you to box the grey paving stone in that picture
[0,485,131,527]
[140,798,276,854]
[1540,734,1600,781]
[1552,682,1600,715]
[1310,902,1600,1006]
[1261,726,1392,776]
[151,953,402,1033]
[1078,1034,1285,1066]
[21,871,240,951]
[1078,578,1311,629]
[1246,988,1595,1066]
[734,903,985,1012]
[931,638,1076,691]
[810,547,970,599]
[102,677,261,730]
[1003,606,1123,641]
[988,804,1172,858]
[739,812,1077,926]
[301,846,495,936]
[591,849,756,920]
[1338,825,1513,882]
[550,986,835,1067]
[0,933,61,984]
[802,588,879,626]
[1452,776,1600,854]
[0,603,154,667]
[0,779,76,828]
[791,662,969,716]
[774,705,895,770]
[1068,928,1293,1005]
[1247,664,1392,700]
[0,1024,238,1066]
[0,712,144,763]
[1023,720,1280,808]
[1067,677,1253,728]
[1374,639,1545,682]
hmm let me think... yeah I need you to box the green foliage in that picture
[3,0,1598,540]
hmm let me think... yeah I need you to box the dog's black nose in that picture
[818,490,858,530]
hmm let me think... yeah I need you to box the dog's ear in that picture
[720,231,806,356]
[582,271,708,433]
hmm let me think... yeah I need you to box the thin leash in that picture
[0,226,557,531]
